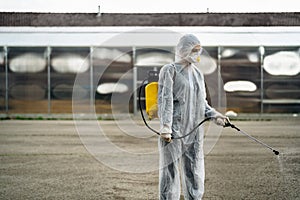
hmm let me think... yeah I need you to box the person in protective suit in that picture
[157,34,228,200]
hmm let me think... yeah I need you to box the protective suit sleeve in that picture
[204,100,222,118]
[158,64,175,134]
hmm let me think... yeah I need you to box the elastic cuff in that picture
[160,125,172,134]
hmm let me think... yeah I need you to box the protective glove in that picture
[213,115,229,127]
[160,126,172,143]
[160,133,172,143]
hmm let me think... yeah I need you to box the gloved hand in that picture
[160,133,172,143]
[213,115,229,127]
[160,126,172,143]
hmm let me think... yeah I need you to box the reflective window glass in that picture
[8,47,48,113]
[221,47,261,114]
[263,46,300,113]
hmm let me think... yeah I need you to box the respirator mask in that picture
[187,46,203,63]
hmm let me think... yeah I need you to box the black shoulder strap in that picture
[171,63,177,81]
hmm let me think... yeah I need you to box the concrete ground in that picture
[0,119,299,199]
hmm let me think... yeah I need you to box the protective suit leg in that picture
[159,139,181,200]
[181,139,205,200]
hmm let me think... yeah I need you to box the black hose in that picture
[139,82,279,155]
[171,117,212,139]
[138,78,212,139]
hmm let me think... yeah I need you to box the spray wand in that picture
[224,120,280,155]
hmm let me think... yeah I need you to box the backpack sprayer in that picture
[139,70,279,155]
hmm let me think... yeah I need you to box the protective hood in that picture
[175,34,201,63]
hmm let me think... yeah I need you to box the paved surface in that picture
[0,119,299,199]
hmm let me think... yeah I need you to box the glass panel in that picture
[202,47,220,110]
[135,47,174,67]
[263,46,300,113]
[221,47,261,114]
[93,47,133,114]
[50,47,90,113]
[8,47,48,113]
[0,47,5,113]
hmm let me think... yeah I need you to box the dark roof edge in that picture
[1,11,300,14]
[1,12,300,26]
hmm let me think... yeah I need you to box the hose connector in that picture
[223,119,240,131]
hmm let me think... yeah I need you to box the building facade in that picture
[1,13,300,117]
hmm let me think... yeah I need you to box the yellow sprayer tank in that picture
[145,82,158,120]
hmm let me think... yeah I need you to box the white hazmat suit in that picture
[158,34,226,200]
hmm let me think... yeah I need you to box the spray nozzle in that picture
[273,150,280,155]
